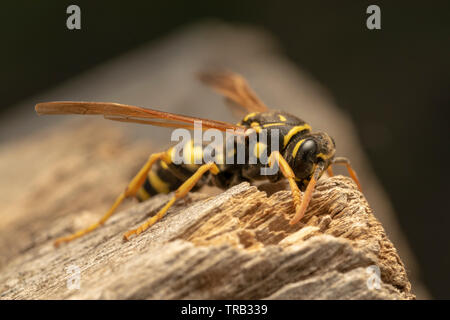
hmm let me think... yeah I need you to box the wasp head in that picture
[289,131,336,189]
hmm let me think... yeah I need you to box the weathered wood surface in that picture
[0,177,413,299]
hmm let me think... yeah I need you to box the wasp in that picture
[35,71,361,247]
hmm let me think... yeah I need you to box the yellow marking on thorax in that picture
[244,112,257,122]
[283,124,312,147]
[278,114,287,121]
[253,142,267,159]
[263,122,285,128]
[250,122,262,133]
[292,139,306,158]
[149,170,170,194]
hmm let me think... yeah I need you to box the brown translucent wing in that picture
[223,98,249,120]
[198,70,270,114]
[35,101,245,132]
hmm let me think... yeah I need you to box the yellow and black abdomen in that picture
[136,141,208,201]
[136,160,180,201]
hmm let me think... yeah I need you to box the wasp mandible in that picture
[35,70,362,247]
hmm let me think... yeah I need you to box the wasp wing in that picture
[198,70,270,114]
[35,101,246,132]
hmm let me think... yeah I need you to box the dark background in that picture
[1,1,449,298]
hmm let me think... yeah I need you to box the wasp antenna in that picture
[332,157,362,192]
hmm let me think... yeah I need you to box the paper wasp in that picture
[35,70,361,247]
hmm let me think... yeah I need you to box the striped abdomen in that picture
[136,141,208,201]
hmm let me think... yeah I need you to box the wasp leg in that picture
[123,162,220,241]
[289,163,324,225]
[326,166,334,177]
[54,152,170,247]
[331,157,362,192]
[268,151,303,218]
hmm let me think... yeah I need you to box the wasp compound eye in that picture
[298,139,317,162]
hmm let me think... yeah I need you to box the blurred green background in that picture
[1,1,449,298]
